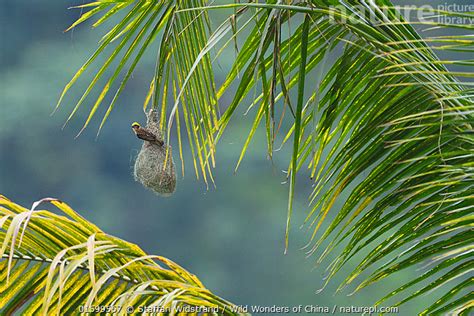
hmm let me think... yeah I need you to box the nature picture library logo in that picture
[324,2,473,26]
[436,3,474,25]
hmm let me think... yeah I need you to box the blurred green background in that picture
[1,1,468,314]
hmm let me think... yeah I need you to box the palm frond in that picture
[205,2,473,314]
[57,0,224,184]
[0,195,243,315]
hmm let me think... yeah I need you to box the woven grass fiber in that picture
[134,109,176,196]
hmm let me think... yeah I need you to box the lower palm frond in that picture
[0,196,243,315]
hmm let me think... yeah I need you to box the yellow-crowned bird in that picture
[131,122,164,146]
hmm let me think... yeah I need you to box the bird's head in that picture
[131,122,141,131]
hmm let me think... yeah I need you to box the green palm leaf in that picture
[0,196,243,315]
[55,1,473,314]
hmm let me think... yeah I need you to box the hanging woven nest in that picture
[133,109,176,196]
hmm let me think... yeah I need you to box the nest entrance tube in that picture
[134,109,176,196]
